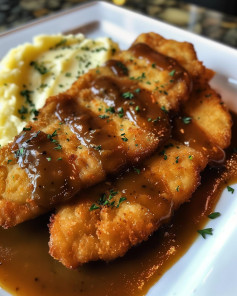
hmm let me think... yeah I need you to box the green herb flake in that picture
[135,106,140,112]
[7,159,12,164]
[18,105,28,115]
[30,61,49,75]
[176,185,180,192]
[106,107,115,114]
[23,126,32,131]
[121,133,128,142]
[135,88,141,93]
[20,89,34,106]
[188,155,193,160]
[94,145,102,151]
[89,204,100,211]
[197,228,213,239]
[122,92,134,100]
[54,39,67,48]
[116,62,128,75]
[182,117,192,124]
[134,168,140,174]
[116,197,127,208]
[161,106,168,113]
[117,107,124,118]
[227,186,235,194]
[99,114,110,119]
[169,70,176,76]
[54,145,62,150]
[152,63,156,68]
[46,157,52,162]
[208,212,221,219]
[57,157,62,161]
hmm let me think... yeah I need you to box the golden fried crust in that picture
[183,83,232,149]
[112,34,192,112]
[134,32,206,81]
[49,143,207,268]
[48,82,232,268]
[3,32,202,228]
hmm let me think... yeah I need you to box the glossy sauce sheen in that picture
[10,62,169,208]
[11,130,78,207]
[1,113,236,296]
[130,43,191,90]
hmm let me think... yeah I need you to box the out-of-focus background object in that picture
[0,0,237,48]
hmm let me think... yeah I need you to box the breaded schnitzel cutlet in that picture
[0,33,197,228]
[49,77,232,268]
[49,142,207,268]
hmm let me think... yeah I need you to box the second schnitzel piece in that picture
[49,79,232,268]
[0,32,197,228]
[49,142,207,268]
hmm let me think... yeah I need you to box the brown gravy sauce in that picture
[11,129,79,207]
[11,61,170,208]
[0,112,236,296]
[130,43,191,89]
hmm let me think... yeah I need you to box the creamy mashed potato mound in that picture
[0,34,119,146]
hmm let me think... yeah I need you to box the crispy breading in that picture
[49,143,207,268]
[48,78,232,268]
[182,83,232,149]
[0,32,197,228]
[133,32,209,82]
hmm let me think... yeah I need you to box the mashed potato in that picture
[0,34,119,146]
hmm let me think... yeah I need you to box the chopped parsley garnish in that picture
[89,190,127,211]
[18,105,28,115]
[182,116,192,124]
[153,117,161,123]
[161,105,168,113]
[117,107,124,118]
[89,204,100,211]
[116,62,128,75]
[30,61,49,75]
[197,228,213,239]
[130,72,146,81]
[20,89,34,106]
[134,168,140,174]
[152,63,156,68]
[227,186,234,194]
[121,133,128,142]
[159,150,168,160]
[176,185,180,192]
[135,106,140,112]
[188,155,193,160]
[99,114,110,119]
[106,107,115,113]
[122,92,134,100]
[135,88,141,93]
[208,212,221,219]
[116,197,127,208]
[94,145,102,151]
[14,147,26,158]
[54,145,62,150]
[46,157,52,162]
[175,156,179,163]
[7,159,12,164]
[23,126,32,131]
[54,39,67,48]
[169,70,176,76]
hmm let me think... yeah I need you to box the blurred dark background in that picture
[182,0,237,15]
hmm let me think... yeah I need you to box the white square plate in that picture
[0,2,237,296]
